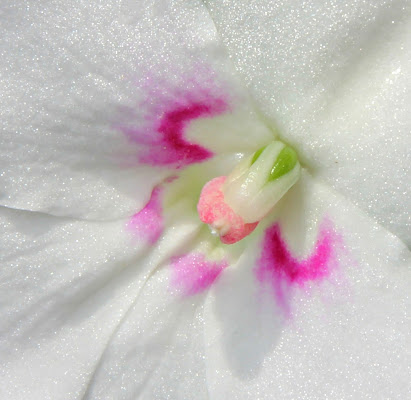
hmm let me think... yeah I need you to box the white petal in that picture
[0,1,270,219]
[0,206,159,398]
[79,258,210,400]
[203,172,411,399]
[2,172,410,399]
[205,0,411,245]
[0,170,224,399]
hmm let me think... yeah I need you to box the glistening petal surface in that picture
[0,0,410,399]
[0,0,272,220]
[205,0,411,246]
[0,206,155,398]
[204,174,411,399]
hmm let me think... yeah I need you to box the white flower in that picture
[0,1,410,399]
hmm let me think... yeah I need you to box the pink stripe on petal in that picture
[171,253,228,296]
[127,186,164,244]
[139,100,225,167]
[118,73,229,169]
[256,219,342,315]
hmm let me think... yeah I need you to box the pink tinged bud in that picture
[197,141,301,244]
[197,176,258,244]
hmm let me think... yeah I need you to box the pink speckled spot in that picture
[171,253,228,296]
[128,186,163,244]
[256,219,341,315]
[121,94,228,168]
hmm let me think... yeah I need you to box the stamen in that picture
[197,141,301,244]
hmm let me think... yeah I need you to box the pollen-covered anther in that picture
[197,140,301,244]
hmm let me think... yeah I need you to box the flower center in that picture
[197,141,301,244]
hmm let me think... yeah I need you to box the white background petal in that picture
[204,173,411,399]
[204,0,411,245]
[0,190,208,399]
[0,206,157,399]
[3,171,409,399]
[2,0,410,399]
[0,0,243,219]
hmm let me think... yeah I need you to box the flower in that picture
[1,1,410,399]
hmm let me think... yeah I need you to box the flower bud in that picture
[197,140,301,244]
[223,141,301,223]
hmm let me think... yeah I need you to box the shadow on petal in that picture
[209,172,321,379]
[212,249,285,379]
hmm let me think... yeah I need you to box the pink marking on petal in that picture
[171,253,228,296]
[197,176,258,244]
[127,186,164,244]
[256,219,342,315]
[120,91,228,168]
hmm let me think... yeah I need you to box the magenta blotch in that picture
[120,93,228,168]
[127,186,164,244]
[171,253,228,296]
[256,219,342,314]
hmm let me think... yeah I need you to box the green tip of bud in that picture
[250,145,266,165]
[269,145,298,181]
[223,140,301,224]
